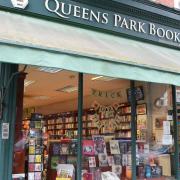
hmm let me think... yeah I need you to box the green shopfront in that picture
[0,0,180,180]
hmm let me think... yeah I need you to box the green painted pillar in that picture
[172,85,180,179]
[0,63,18,180]
[130,80,137,180]
[77,73,83,180]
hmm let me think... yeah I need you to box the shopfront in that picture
[0,0,180,180]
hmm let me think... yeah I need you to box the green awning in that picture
[0,10,180,85]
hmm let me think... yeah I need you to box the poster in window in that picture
[127,86,144,102]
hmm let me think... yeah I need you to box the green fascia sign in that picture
[0,0,180,49]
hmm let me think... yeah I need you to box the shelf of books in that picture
[41,102,148,179]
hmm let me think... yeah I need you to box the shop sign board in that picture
[0,0,179,49]
[2,123,9,139]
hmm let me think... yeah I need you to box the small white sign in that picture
[11,0,29,9]
[167,115,173,121]
[2,123,9,139]
[176,90,180,103]
[162,135,173,145]
[163,121,170,135]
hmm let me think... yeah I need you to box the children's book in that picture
[107,156,115,166]
[112,165,122,177]
[98,153,108,167]
[114,155,122,165]
[109,140,120,154]
[88,157,96,168]
[60,143,70,155]
[92,135,107,154]
[83,140,95,156]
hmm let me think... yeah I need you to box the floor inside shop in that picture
[12,65,176,180]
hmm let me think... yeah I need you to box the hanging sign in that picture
[0,0,179,48]
[91,88,124,99]
[2,123,9,139]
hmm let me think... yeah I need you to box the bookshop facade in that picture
[0,0,180,180]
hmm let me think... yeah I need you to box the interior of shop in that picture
[12,65,176,180]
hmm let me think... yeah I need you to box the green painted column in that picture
[77,73,83,180]
[130,80,137,180]
[0,63,18,180]
[172,85,180,179]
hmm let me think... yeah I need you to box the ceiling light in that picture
[24,80,35,87]
[91,76,117,81]
[56,85,78,93]
[38,67,63,73]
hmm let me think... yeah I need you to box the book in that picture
[35,147,42,154]
[109,140,120,154]
[112,165,122,177]
[35,121,42,129]
[122,154,128,166]
[114,155,122,165]
[88,157,96,168]
[53,143,60,155]
[67,156,77,164]
[107,156,115,166]
[34,172,41,180]
[98,154,108,167]
[35,155,41,163]
[29,139,36,146]
[51,156,59,170]
[28,163,35,171]
[119,142,128,154]
[35,163,42,171]
[83,140,95,156]
[28,172,35,180]
[59,155,67,164]
[69,140,78,155]
[29,155,35,163]
[92,135,107,154]
[60,143,69,155]
[29,146,35,154]
[137,166,145,178]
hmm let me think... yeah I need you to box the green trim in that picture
[0,43,180,86]
[77,73,83,180]
[0,63,18,180]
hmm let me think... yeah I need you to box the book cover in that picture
[122,154,128,166]
[35,155,41,163]
[137,166,145,178]
[35,147,42,154]
[28,172,35,180]
[88,157,96,168]
[69,140,78,155]
[82,140,95,156]
[51,156,59,170]
[53,143,60,155]
[28,163,35,171]
[34,172,41,180]
[35,163,42,171]
[119,142,128,154]
[114,155,122,165]
[112,165,122,177]
[29,146,35,154]
[151,166,162,178]
[60,143,70,155]
[35,121,42,129]
[59,155,67,164]
[127,154,132,166]
[29,155,35,163]
[98,154,108,167]
[109,140,120,154]
[67,156,77,164]
[107,156,115,166]
[29,139,36,146]
[92,135,107,155]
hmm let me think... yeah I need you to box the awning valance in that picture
[0,10,180,85]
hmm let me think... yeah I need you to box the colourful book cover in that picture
[112,165,122,177]
[109,140,120,154]
[35,163,42,171]
[114,155,122,165]
[51,156,59,170]
[69,140,78,155]
[29,155,35,163]
[29,146,35,154]
[34,172,41,180]
[35,155,41,163]
[28,163,35,172]
[82,140,95,156]
[53,143,60,155]
[88,157,96,168]
[98,153,108,167]
[60,143,70,155]
[107,156,115,166]
[28,172,35,180]
[67,156,77,164]
[92,135,107,155]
